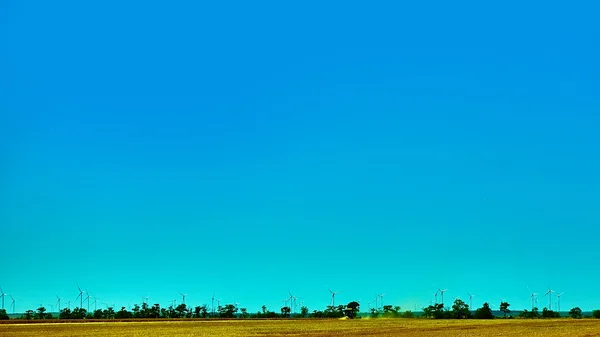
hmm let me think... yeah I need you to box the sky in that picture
[1,0,599,314]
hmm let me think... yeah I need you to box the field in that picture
[2,319,600,337]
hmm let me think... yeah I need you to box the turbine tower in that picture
[0,287,5,310]
[438,288,448,305]
[328,288,341,307]
[211,293,216,317]
[76,285,84,309]
[527,287,538,310]
[556,292,564,313]
[543,286,554,310]
[179,292,187,305]
[433,290,439,304]
[288,291,297,314]
[9,295,15,314]
[468,293,475,309]
[85,291,91,312]
[377,293,386,311]
[56,296,61,313]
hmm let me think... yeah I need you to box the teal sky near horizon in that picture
[1,1,600,313]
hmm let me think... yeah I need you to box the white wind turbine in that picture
[542,286,554,310]
[328,288,342,307]
[468,293,475,310]
[555,292,564,313]
[377,293,386,311]
[526,287,538,310]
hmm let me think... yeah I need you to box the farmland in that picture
[1,319,600,336]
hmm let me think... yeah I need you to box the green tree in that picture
[300,306,309,317]
[0,309,9,320]
[240,308,248,318]
[35,307,47,319]
[93,309,103,319]
[59,308,72,319]
[473,302,494,319]
[593,310,600,319]
[24,310,34,320]
[423,303,445,319]
[451,299,471,319]
[541,307,559,318]
[103,307,115,319]
[175,304,188,318]
[219,304,238,318]
[569,307,582,319]
[132,304,141,318]
[280,306,291,318]
[499,302,510,318]
[344,301,360,319]
[72,307,87,319]
[115,307,132,319]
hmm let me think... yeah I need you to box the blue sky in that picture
[1,0,599,314]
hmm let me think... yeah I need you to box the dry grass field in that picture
[1,319,600,337]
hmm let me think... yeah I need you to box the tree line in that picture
[2,300,600,320]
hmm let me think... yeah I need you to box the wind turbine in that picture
[328,288,341,307]
[527,287,538,310]
[468,293,475,310]
[377,293,386,311]
[76,285,84,309]
[211,293,216,317]
[85,291,91,312]
[556,292,564,313]
[438,288,448,305]
[288,291,297,314]
[542,286,554,310]
[179,292,187,305]
[0,287,5,310]
[433,290,439,304]
[9,295,15,314]
[140,296,149,305]
[56,296,61,312]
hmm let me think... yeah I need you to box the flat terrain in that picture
[1,319,600,336]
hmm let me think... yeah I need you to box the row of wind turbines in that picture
[1,284,568,315]
[428,285,566,312]
[527,286,565,312]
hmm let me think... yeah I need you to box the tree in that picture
[451,299,471,319]
[499,302,510,318]
[24,310,34,320]
[423,303,445,319]
[175,304,188,318]
[59,308,72,319]
[280,306,291,318]
[0,309,9,320]
[93,309,103,319]
[240,308,248,318]
[71,307,87,319]
[344,301,360,319]
[103,307,115,319]
[593,310,600,319]
[35,307,47,320]
[542,307,560,318]
[219,304,238,318]
[300,306,309,317]
[473,302,494,319]
[115,307,132,319]
[569,307,582,319]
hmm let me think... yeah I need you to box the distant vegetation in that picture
[2,298,600,321]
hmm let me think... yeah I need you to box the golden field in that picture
[1,319,600,337]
